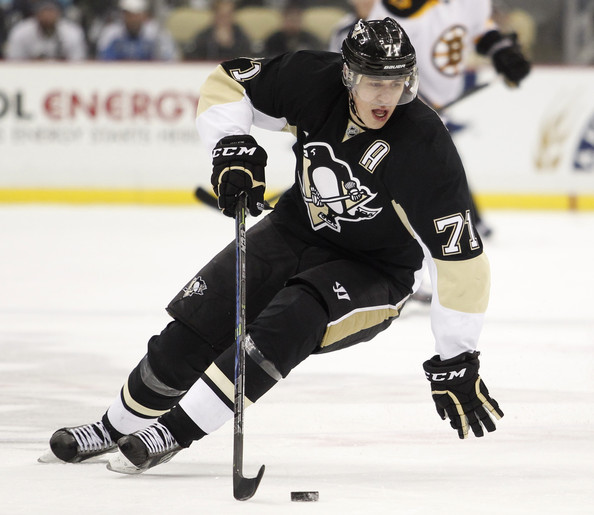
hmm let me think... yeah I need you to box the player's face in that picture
[351,76,404,129]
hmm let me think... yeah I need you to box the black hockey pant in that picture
[117,213,411,444]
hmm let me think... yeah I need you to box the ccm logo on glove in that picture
[212,146,259,158]
[425,368,467,381]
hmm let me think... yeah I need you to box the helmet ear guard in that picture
[341,17,419,105]
[341,63,358,89]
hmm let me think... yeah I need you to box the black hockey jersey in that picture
[196,51,490,359]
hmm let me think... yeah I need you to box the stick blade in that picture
[194,187,219,209]
[233,464,265,501]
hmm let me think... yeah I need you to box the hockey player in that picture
[41,18,504,475]
[368,0,531,109]
[366,0,532,236]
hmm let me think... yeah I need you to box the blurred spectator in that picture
[7,0,78,22]
[96,0,178,61]
[76,0,119,58]
[238,0,345,6]
[5,0,87,60]
[237,0,286,7]
[8,0,36,20]
[328,0,375,52]
[0,2,9,58]
[184,0,252,60]
[262,0,322,57]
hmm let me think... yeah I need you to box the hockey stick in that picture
[304,181,360,204]
[195,186,219,209]
[233,193,265,501]
[435,81,490,113]
[304,193,355,204]
[195,186,276,211]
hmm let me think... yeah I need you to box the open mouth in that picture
[372,108,389,121]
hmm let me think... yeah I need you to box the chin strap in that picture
[348,92,368,129]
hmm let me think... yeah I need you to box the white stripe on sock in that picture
[107,393,156,435]
[178,377,233,434]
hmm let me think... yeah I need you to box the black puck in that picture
[291,491,319,502]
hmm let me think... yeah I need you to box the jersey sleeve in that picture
[195,58,290,153]
[196,52,342,152]
[465,0,497,41]
[388,115,490,359]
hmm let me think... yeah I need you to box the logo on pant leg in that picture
[182,275,207,297]
[333,282,351,301]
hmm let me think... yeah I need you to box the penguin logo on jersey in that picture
[300,142,381,232]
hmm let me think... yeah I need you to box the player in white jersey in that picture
[368,0,530,107]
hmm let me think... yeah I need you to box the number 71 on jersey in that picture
[434,210,480,256]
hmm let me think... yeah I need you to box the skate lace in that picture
[71,422,113,453]
[135,422,178,455]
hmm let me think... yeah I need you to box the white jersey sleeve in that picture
[195,64,288,153]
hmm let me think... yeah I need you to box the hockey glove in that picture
[476,30,531,87]
[211,134,267,217]
[423,351,504,439]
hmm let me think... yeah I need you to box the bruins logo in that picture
[432,24,467,77]
[300,142,381,232]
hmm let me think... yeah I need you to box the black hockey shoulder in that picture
[395,99,452,158]
[378,0,438,18]
[382,100,475,259]
[220,51,343,124]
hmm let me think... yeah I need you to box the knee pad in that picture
[147,320,220,391]
[247,282,329,378]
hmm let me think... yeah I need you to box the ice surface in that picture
[1,205,593,514]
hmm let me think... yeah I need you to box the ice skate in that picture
[39,421,117,464]
[107,422,181,475]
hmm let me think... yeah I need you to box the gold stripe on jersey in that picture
[391,200,416,238]
[196,65,246,117]
[434,253,490,313]
[204,362,254,407]
[320,304,403,349]
[122,381,169,417]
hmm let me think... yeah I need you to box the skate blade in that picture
[106,451,144,475]
[38,448,116,464]
[38,448,63,464]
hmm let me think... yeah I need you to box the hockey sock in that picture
[164,336,280,444]
[101,413,125,441]
[106,354,188,435]
[159,406,206,448]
